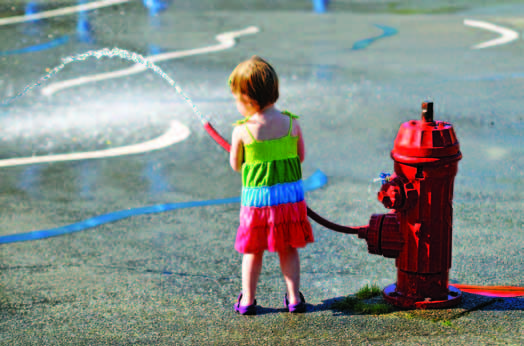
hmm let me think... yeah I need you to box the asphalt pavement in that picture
[0,1,522,345]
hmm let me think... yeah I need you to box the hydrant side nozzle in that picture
[361,213,403,258]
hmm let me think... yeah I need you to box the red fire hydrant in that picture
[357,101,463,309]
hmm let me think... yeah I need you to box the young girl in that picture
[229,56,314,315]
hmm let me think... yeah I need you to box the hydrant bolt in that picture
[421,101,434,123]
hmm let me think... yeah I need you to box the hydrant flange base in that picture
[382,284,462,309]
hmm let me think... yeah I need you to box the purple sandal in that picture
[234,293,257,315]
[284,291,306,313]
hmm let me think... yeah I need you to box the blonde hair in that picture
[228,55,279,110]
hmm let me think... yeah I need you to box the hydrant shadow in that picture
[319,292,523,321]
[486,296,524,311]
[456,293,523,312]
[316,295,403,316]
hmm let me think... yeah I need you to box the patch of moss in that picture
[358,301,392,314]
[440,319,452,327]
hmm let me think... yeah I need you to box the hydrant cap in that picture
[392,102,461,163]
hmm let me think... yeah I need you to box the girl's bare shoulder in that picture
[292,118,301,137]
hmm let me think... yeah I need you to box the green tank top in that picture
[233,110,302,188]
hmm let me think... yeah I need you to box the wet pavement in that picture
[0,1,522,345]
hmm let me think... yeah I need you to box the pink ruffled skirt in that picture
[235,200,314,254]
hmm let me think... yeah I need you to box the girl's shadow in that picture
[254,296,357,315]
[255,306,287,315]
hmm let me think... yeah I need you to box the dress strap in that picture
[232,117,257,142]
[282,110,299,136]
[244,124,256,142]
[232,118,248,126]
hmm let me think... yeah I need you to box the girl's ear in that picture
[244,95,259,109]
[240,94,253,106]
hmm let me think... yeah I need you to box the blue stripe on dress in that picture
[241,180,305,207]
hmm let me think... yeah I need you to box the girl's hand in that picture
[230,126,244,172]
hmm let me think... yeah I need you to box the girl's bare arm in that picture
[295,120,305,163]
[230,126,244,172]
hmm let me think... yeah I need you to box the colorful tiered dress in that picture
[234,111,314,254]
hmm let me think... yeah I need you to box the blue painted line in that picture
[0,169,328,244]
[352,25,397,50]
[0,35,69,56]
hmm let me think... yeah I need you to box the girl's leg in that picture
[277,246,301,305]
[241,252,264,306]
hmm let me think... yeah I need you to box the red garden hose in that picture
[450,284,524,298]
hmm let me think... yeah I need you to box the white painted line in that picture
[41,26,260,95]
[0,120,190,167]
[0,0,131,26]
[464,19,519,49]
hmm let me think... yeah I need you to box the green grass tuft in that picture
[355,283,382,300]
[332,284,392,315]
